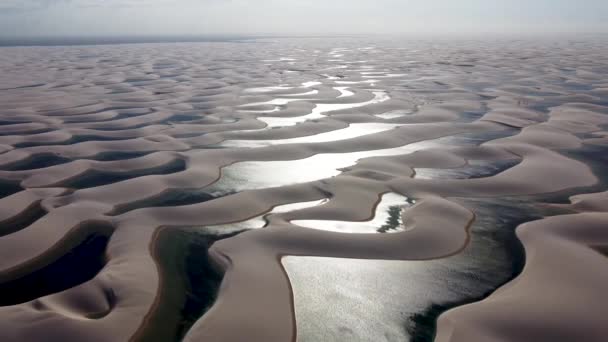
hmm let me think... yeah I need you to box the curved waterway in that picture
[0,37,607,342]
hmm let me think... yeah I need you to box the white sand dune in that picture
[0,37,606,342]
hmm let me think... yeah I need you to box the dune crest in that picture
[0,38,607,341]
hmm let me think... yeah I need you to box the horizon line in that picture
[1,32,607,48]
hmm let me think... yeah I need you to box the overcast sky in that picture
[1,0,607,37]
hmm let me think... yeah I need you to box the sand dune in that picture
[436,192,608,342]
[0,37,607,341]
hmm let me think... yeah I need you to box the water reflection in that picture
[221,123,403,148]
[259,91,389,128]
[292,193,412,233]
[375,109,415,119]
[214,138,442,192]
[335,87,354,98]
[194,199,329,235]
[415,159,521,180]
[283,198,537,342]
[244,86,294,93]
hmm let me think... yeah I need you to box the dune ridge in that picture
[0,37,607,341]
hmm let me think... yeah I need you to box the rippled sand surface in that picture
[1,37,608,342]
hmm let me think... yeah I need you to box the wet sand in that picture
[0,37,607,341]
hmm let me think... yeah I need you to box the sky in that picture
[0,0,607,38]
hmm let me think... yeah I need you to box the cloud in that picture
[0,0,606,37]
[0,0,48,11]
[0,0,179,11]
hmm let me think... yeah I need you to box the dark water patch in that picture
[47,106,145,117]
[593,245,608,258]
[573,126,607,140]
[87,151,151,162]
[409,303,454,342]
[417,159,521,181]
[0,83,45,91]
[14,135,128,148]
[0,127,54,137]
[478,94,498,100]
[162,114,202,124]
[63,159,186,190]
[0,120,28,126]
[377,197,415,233]
[108,89,136,95]
[89,122,158,131]
[0,201,47,237]
[466,159,520,178]
[0,222,113,306]
[153,63,180,70]
[50,83,78,89]
[0,180,23,199]
[457,108,488,123]
[0,153,72,171]
[524,89,563,97]
[377,206,403,233]
[444,128,519,147]
[173,132,205,139]
[150,189,224,207]
[530,144,608,206]
[37,102,102,113]
[14,140,74,149]
[62,111,151,124]
[125,78,158,83]
[69,135,132,144]
[77,54,99,59]
[192,143,229,150]
[523,99,556,114]
[593,99,608,107]
[405,198,538,341]
[527,96,608,115]
[137,228,246,342]
[562,82,595,91]
[111,188,234,216]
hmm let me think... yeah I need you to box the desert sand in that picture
[0,37,607,341]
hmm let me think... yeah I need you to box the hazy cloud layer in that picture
[1,0,607,37]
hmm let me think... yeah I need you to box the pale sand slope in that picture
[183,139,599,341]
[0,38,606,341]
[436,192,608,342]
